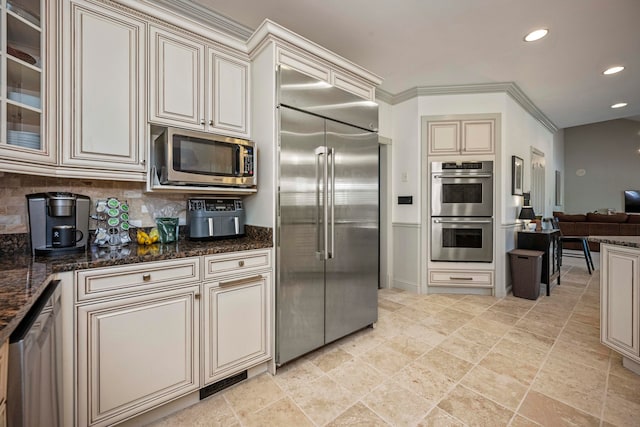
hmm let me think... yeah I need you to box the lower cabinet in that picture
[601,244,640,360]
[203,272,271,384]
[0,340,7,427]
[428,269,493,289]
[72,249,272,426]
[76,285,200,427]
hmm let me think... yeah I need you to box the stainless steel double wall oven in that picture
[431,161,494,262]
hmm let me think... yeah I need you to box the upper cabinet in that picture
[425,114,499,156]
[149,26,250,137]
[275,44,376,102]
[60,0,147,179]
[0,0,56,166]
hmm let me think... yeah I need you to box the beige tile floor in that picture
[149,253,640,426]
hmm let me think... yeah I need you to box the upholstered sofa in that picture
[553,211,640,251]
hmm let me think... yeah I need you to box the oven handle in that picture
[433,174,493,179]
[433,219,493,224]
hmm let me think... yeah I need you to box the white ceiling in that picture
[187,0,640,130]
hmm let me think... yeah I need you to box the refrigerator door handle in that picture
[315,146,327,259]
[328,147,335,259]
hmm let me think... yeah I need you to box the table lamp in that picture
[519,206,536,230]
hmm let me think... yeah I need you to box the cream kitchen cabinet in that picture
[275,44,376,101]
[0,0,57,171]
[75,258,201,427]
[0,340,7,427]
[59,0,147,180]
[428,269,494,290]
[424,114,498,156]
[202,249,272,385]
[600,243,640,374]
[149,25,250,137]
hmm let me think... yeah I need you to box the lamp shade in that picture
[518,206,536,220]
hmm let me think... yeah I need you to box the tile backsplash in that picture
[0,172,189,234]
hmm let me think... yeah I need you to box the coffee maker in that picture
[26,192,90,255]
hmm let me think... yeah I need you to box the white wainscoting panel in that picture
[392,223,421,293]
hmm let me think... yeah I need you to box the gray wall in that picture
[564,119,640,213]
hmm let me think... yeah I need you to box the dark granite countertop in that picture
[588,236,640,249]
[0,230,272,345]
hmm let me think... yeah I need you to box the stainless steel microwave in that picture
[153,127,256,187]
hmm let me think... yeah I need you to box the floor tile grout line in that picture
[408,295,537,423]
[283,371,357,427]
[355,382,421,427]
[347,292,505,425]
[219,265,600,427]
[510,264,604,423]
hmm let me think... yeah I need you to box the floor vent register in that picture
[199,370,248,400]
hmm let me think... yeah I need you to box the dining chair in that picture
[551,217,595,274]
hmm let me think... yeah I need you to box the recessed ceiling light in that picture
[603,66,625,75]
[524,29,548,42]
[611,102,628,109]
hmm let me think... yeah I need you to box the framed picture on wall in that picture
[512,156,523,195]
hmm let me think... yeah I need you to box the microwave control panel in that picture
[244,147,254,175]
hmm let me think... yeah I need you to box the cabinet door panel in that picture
[203,273,271,384]
[0,0,56,166]
[77,286,199,427]
[276,46,330,82]
[462,119,494,154]
[330,70,375,101]
[210,52,248,135]
[0,341,7,407]
[427,121,459,155]
[64,1,145,172]
[149,26,204,129]
[602,247,640,357]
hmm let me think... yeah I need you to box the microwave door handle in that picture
[235,146,241,176]
[207,218,214,236]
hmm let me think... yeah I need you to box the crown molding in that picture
[383,82,557,133]
[146,0,254,41]
[375,88,393,104]
[248,19,382,85]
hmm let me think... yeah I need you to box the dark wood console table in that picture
[517,229,561,296]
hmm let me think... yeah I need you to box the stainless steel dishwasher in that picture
[7,280,62,427]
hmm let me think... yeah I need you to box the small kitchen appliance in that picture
[26,192,90,255]
[186,198,245,240]
[153,127,256,188]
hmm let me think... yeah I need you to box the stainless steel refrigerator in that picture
[276,66,379,365]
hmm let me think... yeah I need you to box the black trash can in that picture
[508,249,544,300]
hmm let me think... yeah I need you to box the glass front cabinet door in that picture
[1,0,55,165]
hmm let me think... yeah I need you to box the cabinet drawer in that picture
[204,249,271,279]
[76,257,200,302]
[429,269,493,288]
